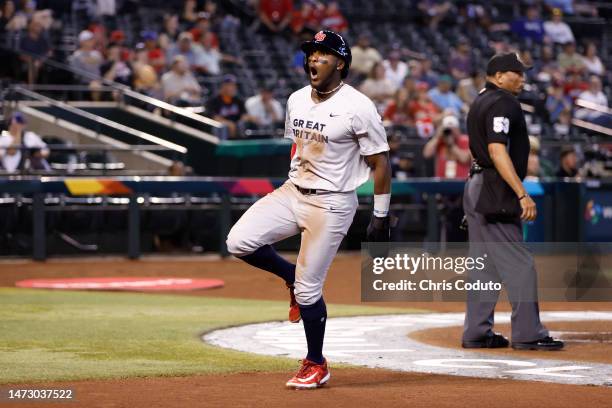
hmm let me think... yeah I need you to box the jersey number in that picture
[493,117,510,134]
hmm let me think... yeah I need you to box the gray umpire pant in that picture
[462,172,549,343]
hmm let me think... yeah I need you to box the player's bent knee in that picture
[294,285,322,306]
[225,231,254,257]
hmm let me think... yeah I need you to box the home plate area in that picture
[204,312,612,387]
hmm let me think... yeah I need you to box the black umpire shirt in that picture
[467,82,530,180]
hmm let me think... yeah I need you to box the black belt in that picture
[469,161,484,177]
[295,185,327,195]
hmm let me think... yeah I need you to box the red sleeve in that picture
[383,102,397,121]
[458,135,469,149]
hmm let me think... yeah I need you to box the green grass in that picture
[0,288,422,384]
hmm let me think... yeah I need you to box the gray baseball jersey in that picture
[227,84,389,305]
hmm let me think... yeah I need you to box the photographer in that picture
[423,115,471,178]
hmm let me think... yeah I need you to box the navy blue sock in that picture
[299,297,327,365]
[239,245,296,285]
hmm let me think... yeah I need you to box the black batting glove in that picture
[366,214,391,242]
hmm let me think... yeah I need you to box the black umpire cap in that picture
[301,30,352,78]
[486,52,532,76]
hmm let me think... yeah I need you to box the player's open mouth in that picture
[310,67,318,80]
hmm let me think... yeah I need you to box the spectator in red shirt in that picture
[258,0,293,34]
[290,1,321,35]
[422,115,471,178]
[142,31,166,74]
[109,30,131,61]
[383,88,413,126]
[563,69,588,100]
[320,2,347,34]
[190,12,219,48]
[408,82,441,137]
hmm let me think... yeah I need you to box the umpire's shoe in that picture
[512,336,564,351]
[462,333,509,349]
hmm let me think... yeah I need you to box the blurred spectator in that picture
[427,75,465,116]
[159,13,180,50]
[200,30,242,75]
[457,70,485,106]
[257,0,293,34]
[32,8,53,30]
[4,0,30,32]
[449,37,473,80]
[142,31,166,74]
[190,12,219,46]
[0,112,50,173]
[409,83,440,138]
[161,55,202,106]
[544,8,574,44]
[556,145,578,178]
[19,19,51,84]
[545,82,572,123]
[132,44,161,98]
[575,76,610,127]
[417,0,452,30]
[109,30,131,61]
[526,135,554,178]
[96,0,115,15]
[69,30,103,97]
[411,58,438,88]
[290,1,320,35]
[166,32,204,72]
[206,75,250,139]
[563,69,588,100]
[320,2,347,34]
[88,22,108,54]
[245,84,284,135]
[350,35,382,79]
[197,31,221,75]
[383,88,412,126]
[182,0,198,24]
[557,42,585,73]
[534,45,560,81]
[554,109,572,137]
[359,62,395,111]
[511,6,545,44]
[422,115,470,178]
[0,0,18,31]
[383,50,408,91]
[581,42,604,77]
[100,42,134,88]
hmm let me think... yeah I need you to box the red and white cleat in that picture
[286,358,330,389]
[287,284,301,323]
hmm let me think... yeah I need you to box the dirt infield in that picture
[411,320,612,364]
[6,369,612,408]
[1,255,611,407]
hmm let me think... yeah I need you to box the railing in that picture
[0,45,227,139]
[7,86,188,155]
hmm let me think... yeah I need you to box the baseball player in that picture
[462,53,563,351]
[226,30,392,389]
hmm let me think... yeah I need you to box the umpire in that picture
[461,53,563,351]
